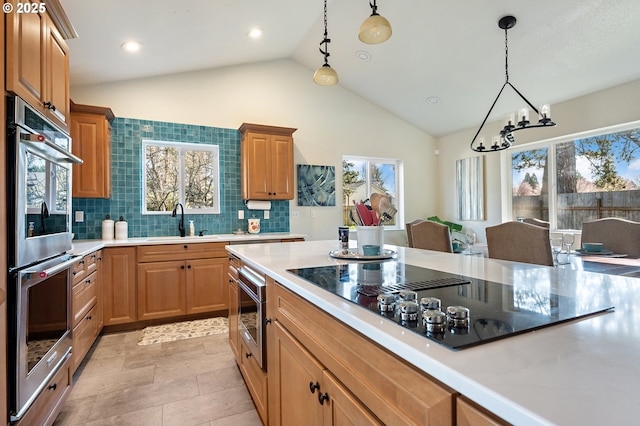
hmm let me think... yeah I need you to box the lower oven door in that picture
[237,270,265,369]
[9,254,76,421]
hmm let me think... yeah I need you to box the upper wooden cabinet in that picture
[70,101,115,198]
[239,123,296,200]
[5,0,71,131]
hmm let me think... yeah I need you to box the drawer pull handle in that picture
[245,352,252,359]
[48,383,57,391]
[86,315,92,320]
[318,392,329,405]
[309,382,320,394]
[265,318,272,325]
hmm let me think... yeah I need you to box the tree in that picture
[342,160,361,205]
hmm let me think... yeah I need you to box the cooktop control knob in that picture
[446,305,470,327]
[420,297,441,311]
[377,294,396,312]
[422,309,446,332]
[397,290,417,302]
[398,301,419,321]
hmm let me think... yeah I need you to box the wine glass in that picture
[550,237,563,265]
[465,232,476,255]
[562,233,575,255]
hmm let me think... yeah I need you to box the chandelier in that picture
[470,15,556,152]
[313,0,338,85]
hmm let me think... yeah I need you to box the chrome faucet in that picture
[171,203,185,237]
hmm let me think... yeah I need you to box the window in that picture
[142,140,220,214]
[508,122,640,229]
[342,156,403,229]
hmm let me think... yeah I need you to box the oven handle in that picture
[16,123,83,164]
[20,255,81,286]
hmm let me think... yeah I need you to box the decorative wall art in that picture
[456,155,485,221]
[297,164,336,206]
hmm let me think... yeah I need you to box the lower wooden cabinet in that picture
[16,354,72,426]
[269,320,381,426]
[456,396,509,426]
[228,255,240,360]
[102,247,137,325]
[239,340,268,425]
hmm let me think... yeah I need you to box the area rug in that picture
[138,317,228,346]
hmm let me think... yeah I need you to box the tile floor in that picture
[54,330,262,426]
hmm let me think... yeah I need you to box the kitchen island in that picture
[227,240,640,426]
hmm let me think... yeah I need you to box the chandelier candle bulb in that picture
[540,104,551,120]
[506,112,515,127]
[477,137,485,150]
[492,136,501,150]
[519,107,530,125]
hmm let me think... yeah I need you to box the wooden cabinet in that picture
[71,250,102,373]
[136,243,229,321]
[270,320,381,426]
[102,247,137,326]
[456,396,509,426]
[5,0,71,131]
[267,279,454,426]
[239,339,269,425]
[70,102,114,198]
[239,123,296,200]
[15,353,72,426]
[228,255,240,360]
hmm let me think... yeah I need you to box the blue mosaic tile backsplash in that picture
[72,118,290,240]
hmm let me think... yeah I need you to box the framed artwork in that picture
[297,164,336,206]
[456,155,485,221]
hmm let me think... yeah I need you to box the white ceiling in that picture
[60,0,640,137]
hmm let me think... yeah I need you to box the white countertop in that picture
[70,232,306,257]
[226,240,640,426]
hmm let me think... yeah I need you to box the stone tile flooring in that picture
[54,330,261,426]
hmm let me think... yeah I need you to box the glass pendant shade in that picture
[313,64,338,86]
[358,14,392,44]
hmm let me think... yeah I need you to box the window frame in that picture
[142,139,221,215]
[342,155,404,231]
[502,119,640,229]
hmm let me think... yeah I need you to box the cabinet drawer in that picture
[72,270,97,328]
[71,250,100,286]
[137,242,228,262]
[239,340,268,425]
[72,305,99,373]
[16,353,72,426]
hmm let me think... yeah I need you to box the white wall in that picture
[71,59,438,244]
[436,79,640,242]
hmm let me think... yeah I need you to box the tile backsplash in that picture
[72,118,289,240]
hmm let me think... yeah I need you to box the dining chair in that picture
[406,220,453,253]
[521,217,551,229]
[581,217,640,258]
[486,221,554,266]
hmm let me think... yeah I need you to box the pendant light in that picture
[358,0,392,44]
[313,0,338,86]
[470,16,556,152]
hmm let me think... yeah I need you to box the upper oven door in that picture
[7,96,82,269]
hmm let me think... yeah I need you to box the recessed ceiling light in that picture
[121,40,142,53]
[426,96,441,105]
[248,28,263,39]
[356,50,371,61]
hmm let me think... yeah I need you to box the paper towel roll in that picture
[245,200,271,210]
[115,216,128,240]
[102,215,114,240]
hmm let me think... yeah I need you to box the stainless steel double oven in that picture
[6,96,82,421]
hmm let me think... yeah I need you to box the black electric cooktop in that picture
[287,261,614,350]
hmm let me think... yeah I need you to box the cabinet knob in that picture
[184,245,188,249]
[181,265,185,270]
[318,392,329,405]
[309,382,320,394]
[187,264,191,269]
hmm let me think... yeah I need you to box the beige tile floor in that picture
[54,330,262,426]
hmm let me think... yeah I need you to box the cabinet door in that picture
[5,2,45,112]
[102,247,136,325]
[186,257,228,314]
[44,18,69,129]
[95,250,104,332]
[243,132,272,200]
[269,321,324,426]
[137,261,186,320]
[321,371,382,426]
[71,112,110,198]
[269,135,294,199]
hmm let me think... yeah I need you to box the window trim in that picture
[502,119,640,229]
[342,155,404,231]
[142,139,221,215]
